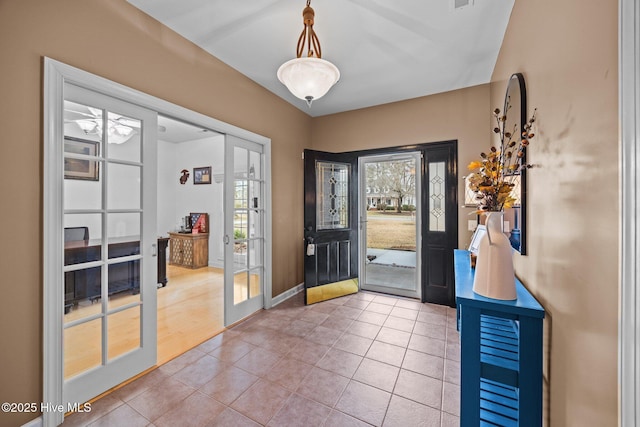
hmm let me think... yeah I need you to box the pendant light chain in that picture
[296,0,322,59]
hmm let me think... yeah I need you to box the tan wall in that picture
[0,1,309,424]
[490,0,619,426]
[311,84,491,248]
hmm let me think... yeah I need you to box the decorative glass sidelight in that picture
[316,161,350,230]
[429,161,446,232]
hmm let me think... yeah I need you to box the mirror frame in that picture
[504,73,527,255]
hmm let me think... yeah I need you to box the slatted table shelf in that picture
[454,249,545,427]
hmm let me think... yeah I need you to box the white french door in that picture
[224,135,265,325]
[60,83,158,405]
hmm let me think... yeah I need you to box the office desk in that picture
[64,236,168,313]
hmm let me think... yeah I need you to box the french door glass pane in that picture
[64,319,102,379]
[248,268,262,298]
[107,261,141,310]
[107,163,141,210]
[249,210,262,239]
[107,112,141,162]
[249,150,261,179]
[63,139,102,210]
[107,306,141,360]
[233,272,249,304]
[63,266,102,323]
[249,239,263,269]
[107,213,141,258]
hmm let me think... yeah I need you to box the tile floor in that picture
[64,291,461,427]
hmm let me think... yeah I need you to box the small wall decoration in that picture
[193,166,212,185]
[64,137,99,181]
[179,169,189,184]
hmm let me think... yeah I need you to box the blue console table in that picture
[454,249,545,426]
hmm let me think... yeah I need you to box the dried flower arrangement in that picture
[467,104,537,212]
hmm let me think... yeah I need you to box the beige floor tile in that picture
[443,359,460,385]
[64,393,124,426]
[209,338,256,363]
[305,325,344,346]
[283,319,317,337]
[383,395,442,427]
[394,369,442,409]
[321,314,355,332]
[390,306,419,320]
[383,316,416,333]
[208,408,261,427]
[417,311,447,326]
[154,391,225,427]
[265,357,313,391]
[413,321,447,340]
[127,377,195,421]
[408,334,446,358]
[376,327,411,348]
[348,320,383,338]
[357,311,389,326]
[372,295,399,306]
[172,354,228,388]
[440,412,460,427]
[325,410,372,426]
[353,358,400,392]
[441,381,460,417]
[366,341,406,367]
[234,347,282,377]
[334,333,374,356]
[402,349,444,380]
[286,340,331,365]
[267,393,332,427]
[367,302,394,315]
[200,365,259,405]
[335,380,391,426]
[332,305,365,320]
[295,367,349,407]
[394,299,424,311]
[158,348,206,376]
[316,348,363,377]
[87,404,149,427]
[230,379,291,425]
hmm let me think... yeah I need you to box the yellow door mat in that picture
[306,278,359,305]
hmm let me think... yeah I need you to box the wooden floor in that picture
[64,265,225,379]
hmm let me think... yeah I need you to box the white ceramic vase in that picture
[472,211,517,300]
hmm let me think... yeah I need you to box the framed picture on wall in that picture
[193,166,211,184]
[64,137,99,181]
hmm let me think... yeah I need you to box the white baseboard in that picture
[271,283,304,307]
[22,416,42,427]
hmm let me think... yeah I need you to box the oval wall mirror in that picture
[503,73,527,254]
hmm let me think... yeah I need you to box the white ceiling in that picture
[127,0,514,117]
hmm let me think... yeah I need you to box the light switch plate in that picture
[468,220,477,231]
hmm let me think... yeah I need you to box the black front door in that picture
[422,143,458,306]
[303,149,359,304]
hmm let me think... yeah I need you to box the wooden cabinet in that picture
[454,249,545,426]
[169,232,209,268]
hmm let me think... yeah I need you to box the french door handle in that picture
[224,235,230,245]
[151,243,157,257]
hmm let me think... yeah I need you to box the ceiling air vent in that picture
[452,0,474,10]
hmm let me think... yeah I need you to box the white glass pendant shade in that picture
[277,57,340,106]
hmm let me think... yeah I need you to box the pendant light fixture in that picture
[277,0,340,107]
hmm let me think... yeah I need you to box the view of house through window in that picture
[361,153,420,299]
